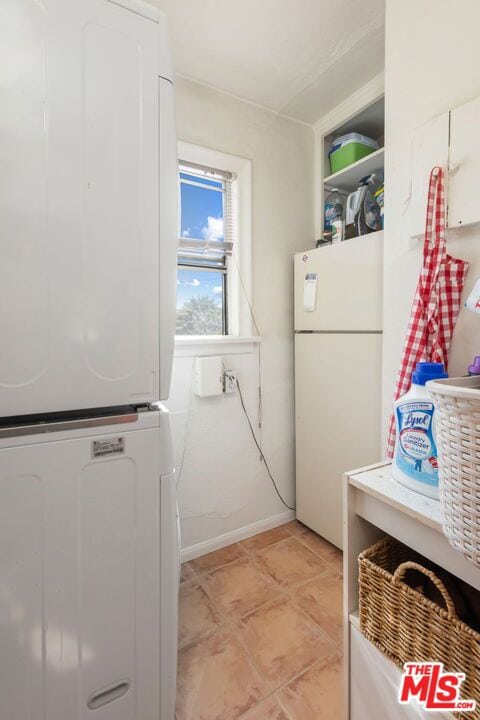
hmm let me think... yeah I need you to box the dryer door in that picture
[0,0,165,415]
[0,421,162,720]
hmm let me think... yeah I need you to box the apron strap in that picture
[419,166,447,304]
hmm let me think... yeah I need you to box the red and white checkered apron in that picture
[386,166,469,458]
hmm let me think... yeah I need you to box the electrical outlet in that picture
[223,369,237,394]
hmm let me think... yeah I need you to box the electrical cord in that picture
[234,376,296,512]
[230,251,263,429]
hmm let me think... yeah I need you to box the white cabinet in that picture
[350,624,448,720]
[410,94,480,236]
[410,113,450,238]
[343,464,480,720]
[448,95,480,228]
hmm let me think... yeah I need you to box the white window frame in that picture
[175,140,258,356]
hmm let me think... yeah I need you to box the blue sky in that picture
[177,268,223,308]
[180,173,224,242]
[177,172,225,310]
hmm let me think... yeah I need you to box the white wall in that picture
[382,0,480,441]
[168,77,314,554]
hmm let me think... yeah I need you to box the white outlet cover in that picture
[193,356,223,397]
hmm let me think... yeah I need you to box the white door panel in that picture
[0,0,49,393]
[295,333,382,548]
[409,112,450,238]
[0,0,171,415]
[350,625,447,720]
[0,446,50,720]
[294,232,383,332]
[449,95,480,229]
[82,20,150,386]
[0,426,165,719]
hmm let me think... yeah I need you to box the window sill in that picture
[174,335,260,357]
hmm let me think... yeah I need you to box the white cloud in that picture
[212,286,223,295]
[180,277,201,287]
[182,228,190,237]
[202,216,224,242]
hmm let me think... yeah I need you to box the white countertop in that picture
[348,462,443,532]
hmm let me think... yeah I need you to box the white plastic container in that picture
[331,132,379,152]
[392,362,447,499]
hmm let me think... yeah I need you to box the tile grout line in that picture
[182,524,342,579]
[287,591,340,644]
[234,608,343,711]
[235,689,295,720]
[274,645,344,703]
[197,555,286,619]
[230,591,341,695]
[177,524,344,718]
[179,558,289,652]
[179,543,342,651]
[188,545,249,577]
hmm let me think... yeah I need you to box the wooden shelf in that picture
[348,462,443,532]
[324,147,384,192]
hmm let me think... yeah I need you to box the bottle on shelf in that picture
[324,188,344,244]
[392,361,448,499]
[468,356,480,375]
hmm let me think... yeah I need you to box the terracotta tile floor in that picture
[176,521,343,720]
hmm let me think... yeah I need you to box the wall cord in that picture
[234,376,296,512]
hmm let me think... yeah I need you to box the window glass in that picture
[180,172,224,243]
[176,267,225,336]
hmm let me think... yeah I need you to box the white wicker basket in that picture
[427,375,480,566]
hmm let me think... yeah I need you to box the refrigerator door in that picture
[295,332,382,548]
[294,232,383,332]
[0,0,176,416]
[0,411,178,720]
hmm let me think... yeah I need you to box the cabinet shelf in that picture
[324,147,384,192]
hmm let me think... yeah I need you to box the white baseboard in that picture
[180,510,296,563]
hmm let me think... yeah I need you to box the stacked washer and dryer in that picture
[0,0,179,717]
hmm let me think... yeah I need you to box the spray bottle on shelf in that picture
[392,362,447,499]
[467,356,480,376]
[324,189,344,243]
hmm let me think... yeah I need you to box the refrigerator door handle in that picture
[158,76,178,401]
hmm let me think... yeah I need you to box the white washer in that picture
[0,407,179,720]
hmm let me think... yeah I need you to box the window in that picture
[175,142,252,343]
[176,160,235,336]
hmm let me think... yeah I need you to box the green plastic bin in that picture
[329,142,376,175]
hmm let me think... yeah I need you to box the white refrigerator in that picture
[0,1,179,718]
[294,232,384,549]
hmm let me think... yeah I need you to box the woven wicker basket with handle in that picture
[359,536,480,719]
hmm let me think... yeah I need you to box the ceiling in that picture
[149,0,385,125]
